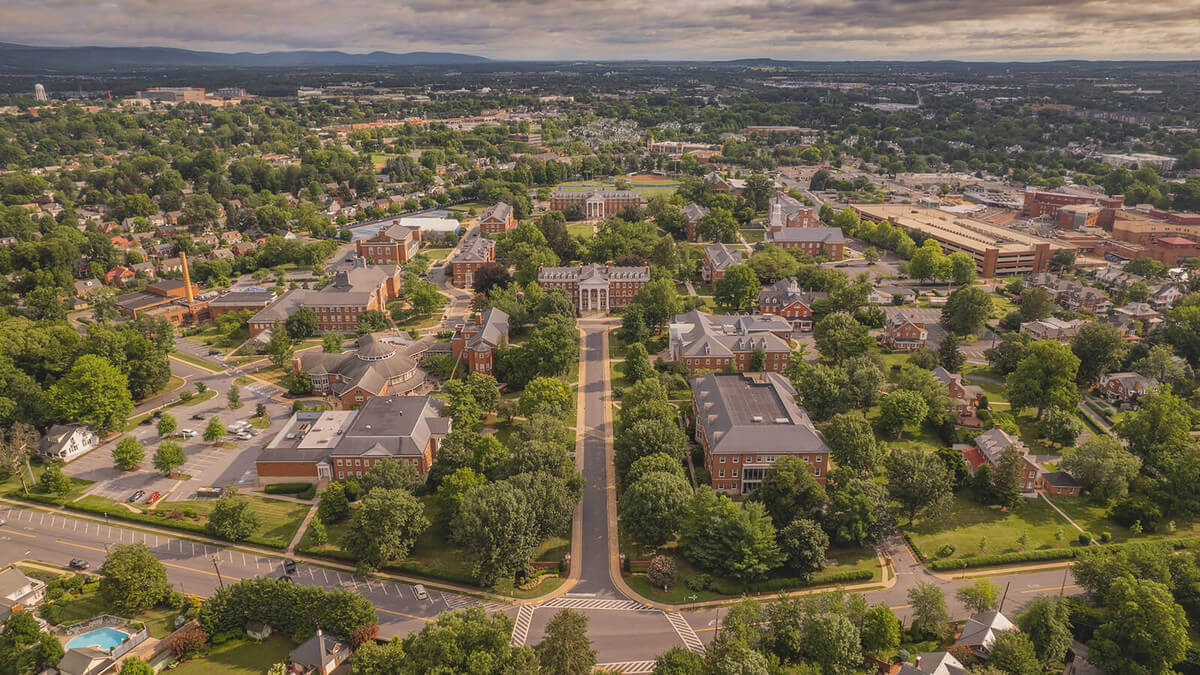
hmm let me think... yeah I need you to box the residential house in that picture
[294,334,434,408]
[131,261,156,279]
[355,221,422,265]
[1112,301,1161,328]
[895,652,969,675]
[959,429,1078,495]
[702,242,743,282]
[869,285,917,305]
[1021,317,1087,342]
[538,263,650,315]
[57,647,110,675]
[104,266,135,286]
[478,201,517,234]
[451,309,509,376]
[683,203,709,241]
[289,629,352,675]
[668,310,793,375]
[450,237,496,288]
[954,611,1017,659]
[1061,286,1111,313]
[39,424,99,461]
[74,278,103,298]
[703,172,746,195]
[1042,471,1082,497]
[1094,267,1144,291]
[931,366,984,421]
[158,256,184,275]
[882,311,928,351]
[1149,283,1184,308]
[257,395,451,485]
[1098,371,1159,407]
[0,568,47,621]
[757,278,825,331]
[692,371,830,495]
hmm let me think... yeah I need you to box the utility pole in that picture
[1059,567,1070,597]
[998,581,1011,613]
[211,555,225,589]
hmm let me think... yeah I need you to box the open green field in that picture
[369,152,398,170]
[151,496,310,544]
[739,228,765,243]
[906,493,1077,560]
[172,635,296,675]
[567,223,595,237]
[555,177,678,198]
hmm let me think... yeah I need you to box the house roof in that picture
[58,647,110,675]
[297,335,433,398]
[973,428,1024,464]
[691,372,829,456]
[670,310,792,359]
[261,395,451,464]
[768,226,845,244]
[0,568,33,599]
[289,631,349,669]
[757,278,825,308]
[704,243,743,271]
[955,610,1016,651]
[683,203,708,223]
[1041,471,1080,488]
[897,651,968,675]
[480,201,513,223]
[451,237,495,263]
[250,288,312,325]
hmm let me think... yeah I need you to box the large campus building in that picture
[852,204,1065,277]
[292,334,434,409]
[668,310,793,375]
[548,190,641,220]
[355,221,422,265]
[1022,189,1124,220]
[256,395,451,485]
[691,372,830,495]
[303,258,402,333]
[537,263,650,315]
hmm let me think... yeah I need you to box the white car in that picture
[178,429,197,438]
[413,584,428,600]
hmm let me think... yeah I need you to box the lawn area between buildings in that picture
[566,223,594,238]
[171,634,295,675]
[296,495,569,592]
[906,492,1080,562]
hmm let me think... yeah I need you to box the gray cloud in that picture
[2,0,1199,60]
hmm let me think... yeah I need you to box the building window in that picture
[732,470,738,478]
[336,459,342,466]
[816,456,823,462]
[337,472,344,479]
[354,459,361,466]
[719,457,725,463]
[803,456,809,462]
[756,456,762,463]
[814,467,821,477]
[732,457,739,463]
[719,469,725,478]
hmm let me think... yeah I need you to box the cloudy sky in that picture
[5,0,1200,61]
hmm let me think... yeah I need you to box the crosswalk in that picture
[541,597,650,611]
[596,662,655,674]
[663,610,706,653]
[440,592,507,614]
[511,605,535,646]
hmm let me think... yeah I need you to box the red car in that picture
[144,492,162,504]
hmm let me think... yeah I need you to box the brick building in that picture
[757,278,825,331]
[683,203,708,242]
[881,311,928,351]
[478,202,517,235]
[668,310,793,375]
[301,258,402,333]
[691,372,830,495]
[702,242,743,282]
[548,190,641,220]
[355,221,422,265]
[537,263,650,315]
[207,289,276,320]
[449,237,496,288]
[256,395,451,486]
[1022,189,1123,221]
[293,334,433,409]
[248,288,312,337]
[451,309,509,376]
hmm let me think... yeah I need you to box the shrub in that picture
[1100,531,1112,543]
[646,555,677,589]
[264,482,313,495]
[1078,532,1092,545]
[685,574,712,592]
[936,544,956,558]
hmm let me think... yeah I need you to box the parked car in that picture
[191,414,205,421]
[283,559,297,575]
[414,584,428,600]
[178,429,197,438]
[68,559,90,570]
[144,492,162,504]
[140,417,154,425]
[208,350,220,356]
[128,490,145,503]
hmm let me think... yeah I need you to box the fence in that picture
[65,614,127,635]
[109,626,149,660]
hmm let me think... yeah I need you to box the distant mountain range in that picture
[0,42,490,70]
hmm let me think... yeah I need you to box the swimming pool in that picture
[66,627,129,651]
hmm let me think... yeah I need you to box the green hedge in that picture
[710,569,873,595]
[296,545,486,588]
[263,483,312,495]
[928,536,1200,571]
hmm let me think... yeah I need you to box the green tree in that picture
[860,605,901,658]
[748,455,826,528]
[227,385,241,409]
[119,657,154,675]
[652,648,705,674]
[956,578,1000,614]
[989,631,1041,675]
[948,252,976,286]
[361,458,422,494]
[453,481,540,585]
[778,518,828,580]
[1114,386,1193,465]
[619,471,692,546]
[536,609,596,675]
[344,488,429,572]
[626,453,686,485]
[156,412,177,438]
[985,332,1033,375]
[614,420,688,482]
[1020,287,1056,322]
[697,206,739,243]
[206,490,262,542]
[1040,406,1084,446]
[0,610,63,672]
[518,376,574,418]
[714,264,760,312]
[36,463,71,496]
[879,389,929,439]
[285,307,319,339]
[1071,321,1128,383]
[628,278,683,332]
[747,245,799,283]
[824,472,889,547]
[350,640,405,674]
[50,354,133,432]
[308,518,328,546]
[433,467,487,530]
[801,613,862,675]
[465,373,500,414]
[397,607,536,673]
[863,247,880,264]
[678,489,784,583]
[813,312,872,361]
[356,309,390,333]
[322,332,344,353]
[153,440,186,476]
[112,437,145,471]
[624,342,654,384]
[98,543,169,613]
[203,416,226,443]
[1061,435,1142,503]
[908,239,947,283]
[1018,596,1072,669]
[318,481,350,523]
[621,304,651,344]
[885,448,952,525]
[265,320,294,369]
[825,411,882,474]
[937,333,965,373]
[1132,344,1190,384]
[1090,576,1189,673]
[1006,340,1081,418]
[940,286,994,335]
[907,581,948,636]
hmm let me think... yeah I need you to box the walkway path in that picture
[287,502,320,553]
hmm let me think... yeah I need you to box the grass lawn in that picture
[180,390,218,407]
[125,389,219,430]
[171,351,224,373]
[172,635,295,675]
[567,223,594,238]
[188,325,246,354]
[368,152,398,170]
[906,492,1080,560]
[739,229,765,243]
[150,496,311,545]
[56,593,179,638]
[422,247,454,261]
[609,360,628,395]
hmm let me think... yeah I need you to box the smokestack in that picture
[180,252,195,303]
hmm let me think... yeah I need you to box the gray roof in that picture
[304,261,395,308]
[297,334,433,397]
[289,631,350,669]
[692,372,829,456]
[58,647,110,675]
[260,395,451,464]
[671,310,791,359]
[704,243,743,271]
[954,611,1016,651]
[209,289,275,308]
[757,278,826,309]
[768,193,807,229]
[974,428,1024,465]
[1041,471,1080,488]
[249,288,312,324]
[480,201,513,223]
[897,651,968,675]
[683,203,709,223]
[0,568,34,600]
[539,263,650,283]
[767,225,845,244]
[462,308,509,351]
[452,236,495,263]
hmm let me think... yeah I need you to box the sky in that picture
[5,0,1200,61]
